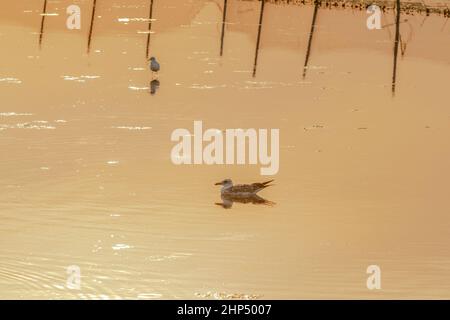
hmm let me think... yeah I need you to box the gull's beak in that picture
[215,181,223,186]
[215,202,231,209]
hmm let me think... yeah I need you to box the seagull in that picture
[215,179,274,196]
[148,56,160,77]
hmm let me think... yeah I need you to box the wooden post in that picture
[87,0,97,53]
[392,0,401,96]
[146,0,155,58]
[38,0,48,48]
[303,1,319,79]
[220,0,228,56]
[253,0,266,77]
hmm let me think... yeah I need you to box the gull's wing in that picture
[229,184,258,193]
[229,180,274,194]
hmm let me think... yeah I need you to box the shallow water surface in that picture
[0,0,449,299]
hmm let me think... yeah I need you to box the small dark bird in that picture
[149,56,160,76]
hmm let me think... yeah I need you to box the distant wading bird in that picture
[149,56,160,78]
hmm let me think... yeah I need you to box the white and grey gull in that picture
[214,179,275,209]
[215,179,274,196]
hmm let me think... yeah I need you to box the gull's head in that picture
[149,57,156,61]
[215,179,233,187]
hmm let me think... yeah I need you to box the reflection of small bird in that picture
[215,179,274,196]
[150,79,160,95]
[149,56,160,75]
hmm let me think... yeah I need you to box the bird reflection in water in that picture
[150,79,160,95]
[215,193,275,209]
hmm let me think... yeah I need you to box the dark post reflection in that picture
[146,0,155,58]
[303,1,319,79]
[252,0,266,77]
[38,0,48,48]
[220,0,228,56]
[392,0,401,96]
[87,0,97,53]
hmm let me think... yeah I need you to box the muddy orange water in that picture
[0,0,449,299]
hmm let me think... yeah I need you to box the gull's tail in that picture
[254,179,274,193]
[261,179,274,187]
